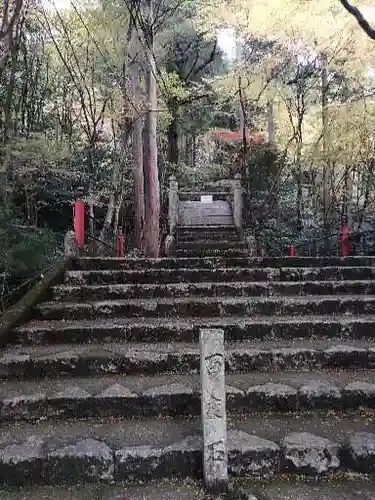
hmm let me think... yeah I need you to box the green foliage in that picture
[9,134,71,171]
[0,189,60,310]
[245,144,281,195]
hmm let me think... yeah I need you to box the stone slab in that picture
[47,439,114,483]
[200,328,228,494]
[344,432,375,472]
[0,436,45,486]
[282,432,340,475]
[228,430,280,478]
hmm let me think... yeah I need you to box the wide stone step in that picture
[0,481,211,499]
[64,266,375,285]
[1,339,374,379]
[176,248,248,258]
[35,295,375,321]
[229,409,375,475]
[74,256,255,271]
[2,371,375,422]
[177,224,235,232]
[2,480,375,500]
[15,315,375,345]
[0,411,375,486]
[177,241,245,251]
[72,256,375,271]
[52,280,375,302]
[244,480,375,500]
[178,231,240,242]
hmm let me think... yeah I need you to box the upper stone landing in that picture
[165,175,243,255]
[178,199,234,227]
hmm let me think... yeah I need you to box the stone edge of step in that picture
[63,267,375,286]
[50,280,375,301]
[14,315,375,345]
[34,294,375,322]
[1,344,374,378]
[0,429,374,486]
[1,380,375,422]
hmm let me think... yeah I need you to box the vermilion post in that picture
[289,245,296,257]
[74,200,85,249]
[116,228,125,257]
[341,225,350,257]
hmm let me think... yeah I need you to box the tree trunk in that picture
[321,52,330,223]
[3,39,18,144]
[167,115,179,164]
[0,0,23,75]
[143,0,160,257]
[238,76,247,171]
[132,66,145,250]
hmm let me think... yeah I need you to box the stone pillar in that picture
[64,230,79,258]
[233,173,242,231]
[168,175,178,235]
[200,328,228,494]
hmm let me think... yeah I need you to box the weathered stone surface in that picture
[246,383,297,411]
[142,383,199,416]
[228,430,280,478]
[226,385,244,411]
[282,432,340,475]
[97,383,137,399]
[114,437,202,481]
[299,380,341,409]
[114,445,164,480]
[0,436,45,485]
[53,386,91,400]
[226,348,273,373]
[64,265,375,287]
[200,328,228,494]
[74,255,375,270]
[92,384,139,417]
[47,439,114,483]
[0,353,31,379]
[163,435,202,477]
[4,341,375,381]
[270,347,320,371]
[344,432,375,472]
[1,393,47,420]
[343,382,375,408]
[324,345,369,368]
[16,315,375,347]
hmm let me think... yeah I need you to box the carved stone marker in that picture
[64,230,79,258]
[200,328,228,493]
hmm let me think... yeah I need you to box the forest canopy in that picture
[1,0,375,306]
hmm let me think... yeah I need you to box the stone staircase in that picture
[176,225,247,258]
[1,228,375,496]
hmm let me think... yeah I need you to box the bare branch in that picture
[339,0,375,40]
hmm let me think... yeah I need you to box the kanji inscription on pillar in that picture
[200,328,228,494]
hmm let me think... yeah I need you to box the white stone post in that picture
[233,173,242,231]
[200,328,228,494]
